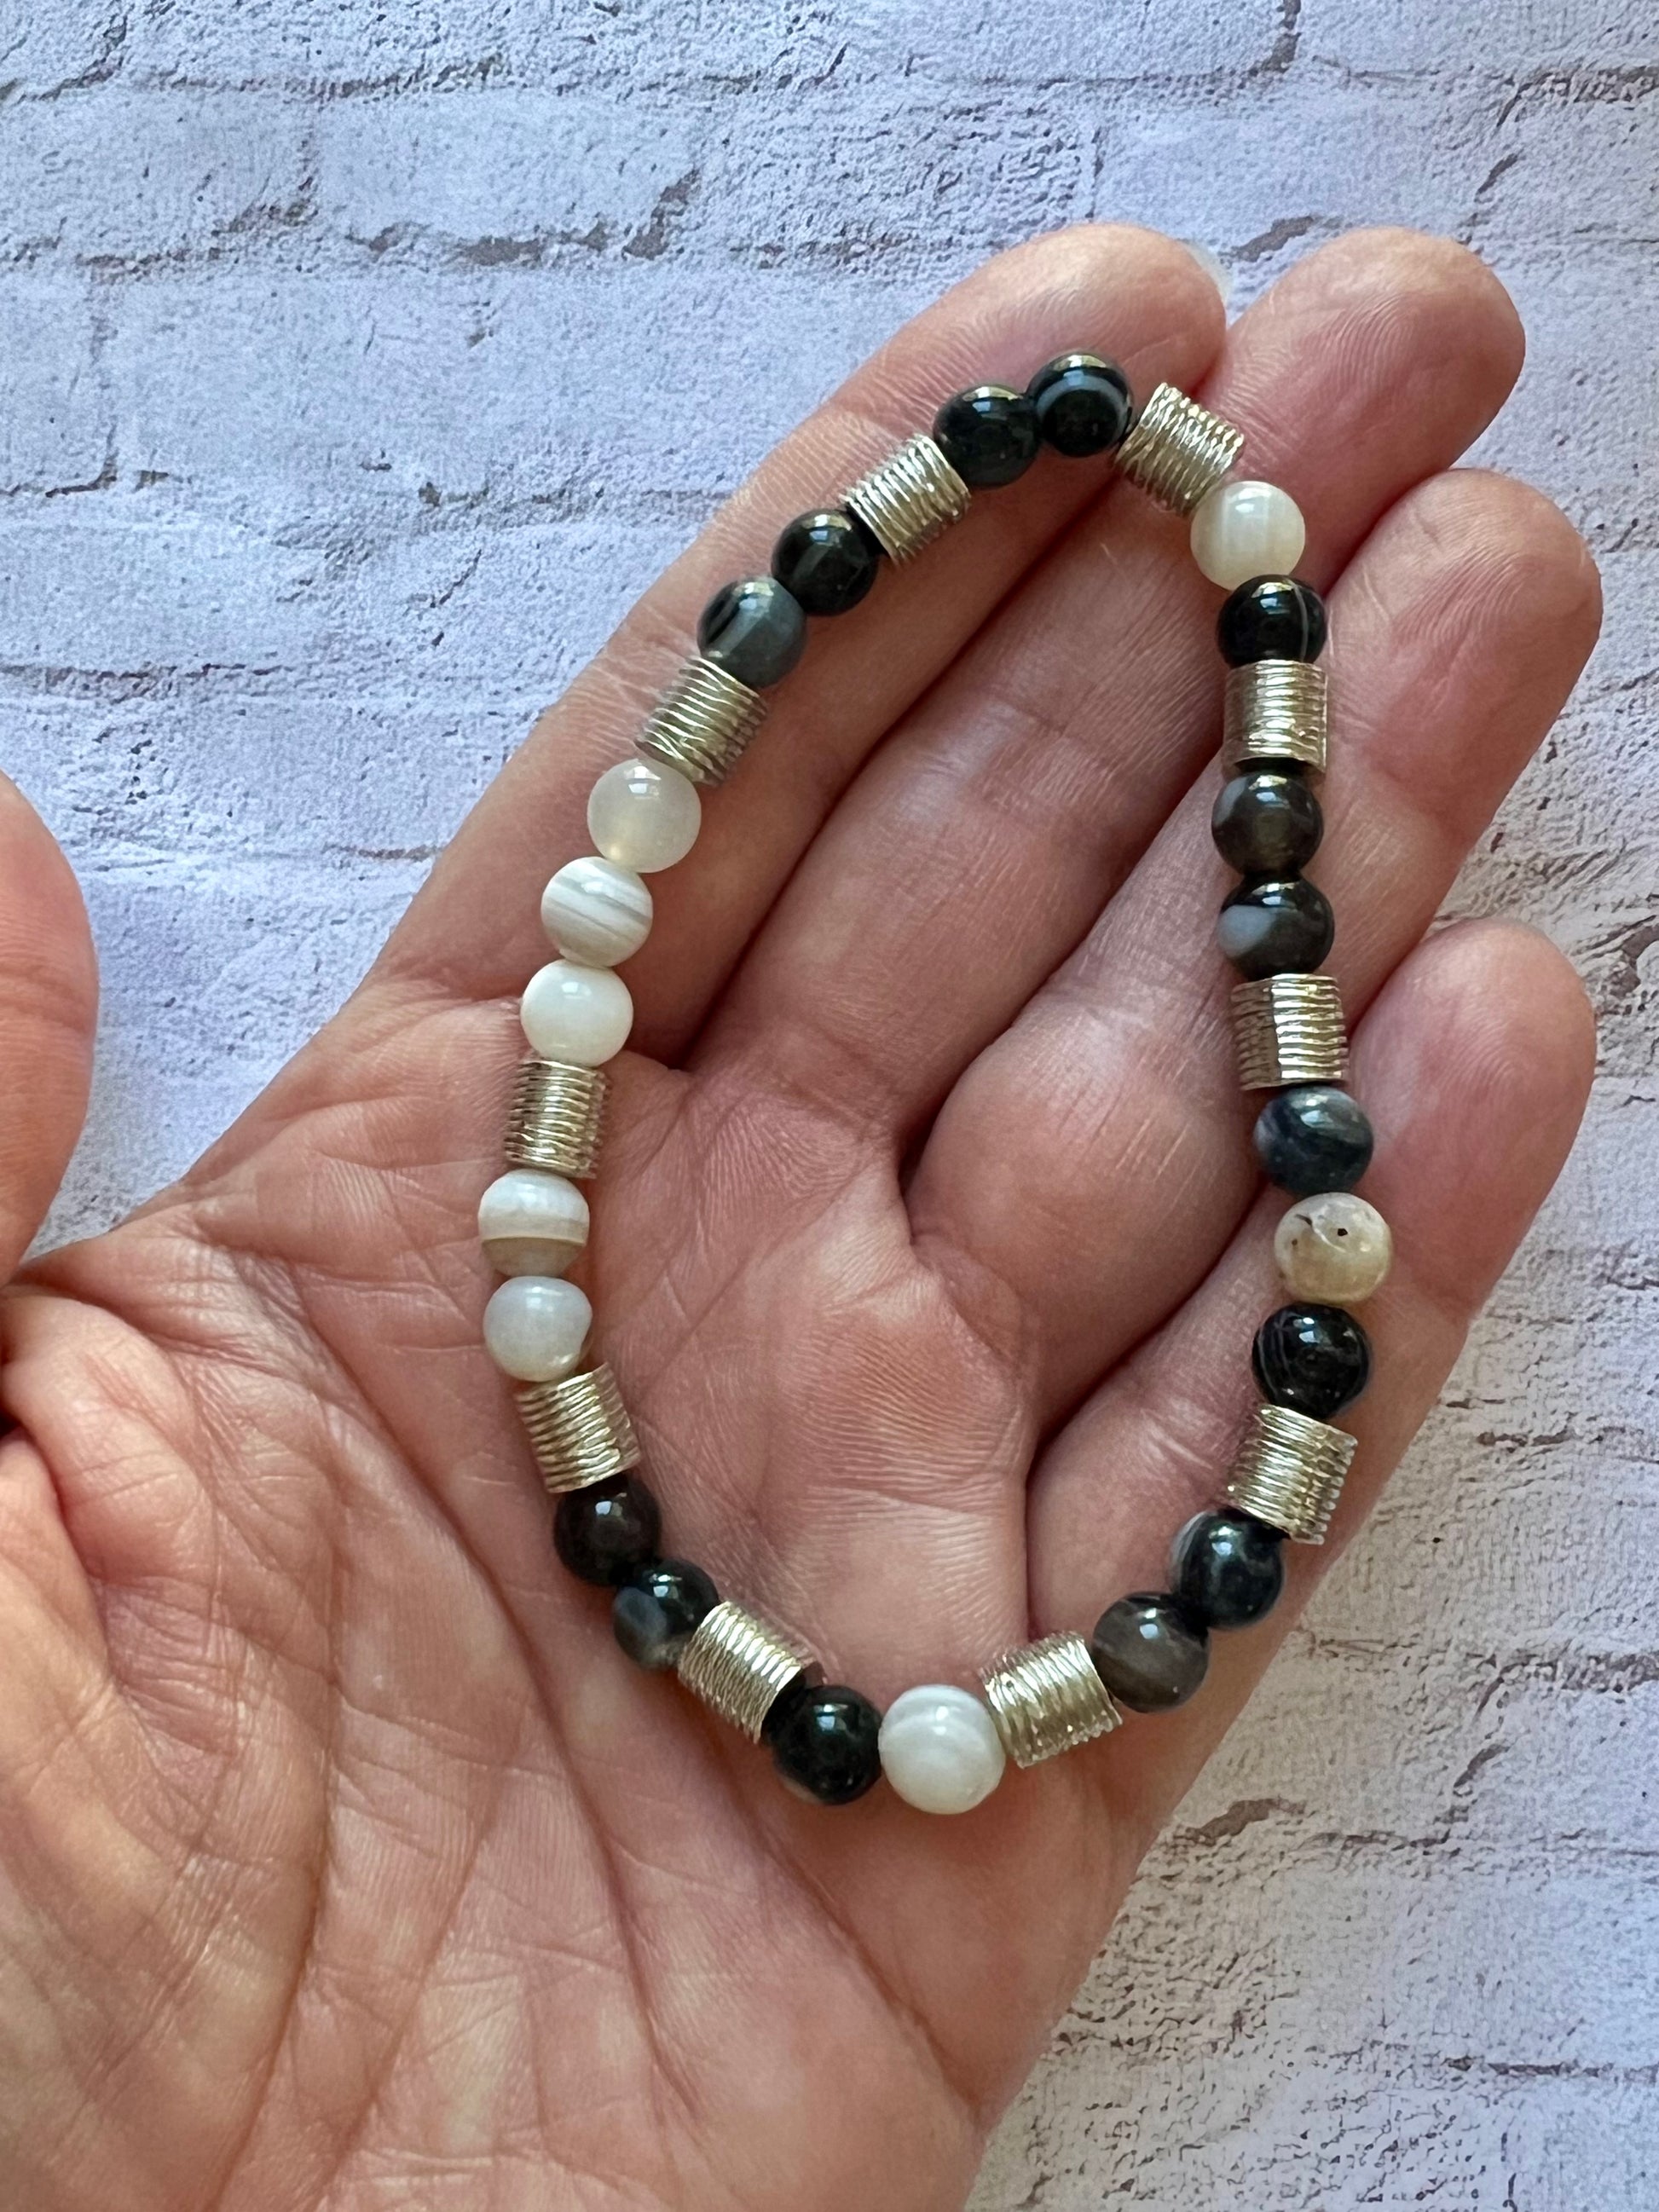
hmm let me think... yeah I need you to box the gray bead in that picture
[697,575,807,690]
[612,1557,718,1671]
[1252,1085,1374,1196]
[1216,875,1334,980]
[1089,1593,1210,1712]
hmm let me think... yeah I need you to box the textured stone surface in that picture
[3,2,1656,2203]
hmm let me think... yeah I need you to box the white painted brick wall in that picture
[2,3,1656,2203]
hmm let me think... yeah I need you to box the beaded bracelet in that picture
[476,354,1391,1814]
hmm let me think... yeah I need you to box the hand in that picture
[0,225,1598,2212]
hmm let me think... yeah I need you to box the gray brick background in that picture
[3,3,1656,2203]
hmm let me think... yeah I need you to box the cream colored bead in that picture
[520,960,633,1067]
[540,856,653,967]
[477,1169,589,1278]
[878,1685,1006,1815]
[1274,1191,1393,1305]
[1190,478,1306,589]
[483,1275,592,1383]
[587,758,701,874]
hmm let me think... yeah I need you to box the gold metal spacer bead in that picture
[676,1600,819,1741]
[842,434,972,563]
[980,1632,1121,1769]
[1225,1401,1358,1544]
[1231,973,1349,1089]
[636,653,768,788]
[1222,659,1329,775]
[517,1363,641,1493]
[504,1055,607,1180]
[1116,383,1246,515]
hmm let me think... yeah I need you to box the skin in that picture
[0,225,1600,2210]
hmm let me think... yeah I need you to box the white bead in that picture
[541,855,653,967]
[520,960,633,1067]
[477,1170,589,1278]
[1274,1191,1393,1305]
[877,1684,1006,1816]
[587,758,701,874]
[1189,478,1306,590]
[483,1275,592,1383]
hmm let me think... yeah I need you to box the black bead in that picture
[771,508,882,617]
[1217,575,1328,667]
[612,1557,719,1671]
[1026,352,1133,457]
[1253,1302,1373,1422]
[1171,1510,1286,1631]
[1090,1593,1210,1712]
[1252,1084,1375,1196]
[1211,769,1323,877]
[932,384,1042,488]
[696,575,807,689]
[552,1475,661,1588]
[1216,875,1335,979]
[764,1683,883,1806]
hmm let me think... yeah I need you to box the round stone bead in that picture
[932,383,1042,488]
[1211,769,1323,877]
[1253,1302,1373,1421]
[540,855,653,967]
[1171,1510,1286,1631]
[612,1558,719,1671]
[477,1168,589,1278]
[482,1274,592,1383]
[1216,875,1335,979]
[1275,1192,1393,1305]
[587,757,701,874]
[1217,575,1328,666]
[520,959,633,1066]
[771,508,882,616]
[1190,478,1307,590]
[763,1683,884,1807]
[1252,1085,1374,1196]
[554,1474,662,1588]
[1089,1594,1210,1712]
[1026,352,1133,457]
[876,1684,1006,1815]
[697,575,807,690]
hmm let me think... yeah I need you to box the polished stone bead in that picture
[1026,352,1133,457]
[877,1684,1005,1814]
[612,1557,719,1670]
[1253,1302,1373,1421]
[697,575,807,689]
[553,1474,661,1588]
[1211,770,1323,877]
[932,384,1042,488]
[1171,1510,1286,1631]
[1190,478,1306,590]
[1089,1593,1210,1712]
[763,1683,884,1806]
[1217,575,1328,666]
[1216,875,1335,979]
[1275,1192,1393,1305]
[1252,1085,1374,1196]
[771,508,882,616]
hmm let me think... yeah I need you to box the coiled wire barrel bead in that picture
[636,653,768,788]
[980,1632,1121,1768]
[1225,1401,1358,1544]
[842,434,972,563]
[676,1600,819,1740]
[505,1057,607,1179]
[1222,660,1330,775]
[1231,973,1349,1089]
[1116,383,1246,515]
[518,1364,641,1493]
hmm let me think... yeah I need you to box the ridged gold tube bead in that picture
[1231,974,1349,1089]
[504,1056,607,1180]
[980,1632,1121,1769]
[636,653,768,788]
[676,1600,819,1740]
[1222,660,1329,775]
[517,1364,640,1493]
[1225,1401,1358,1544]
[1116,383,1245,515]
[842,434,972,562]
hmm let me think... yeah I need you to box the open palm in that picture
[0,226,1598,2211]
